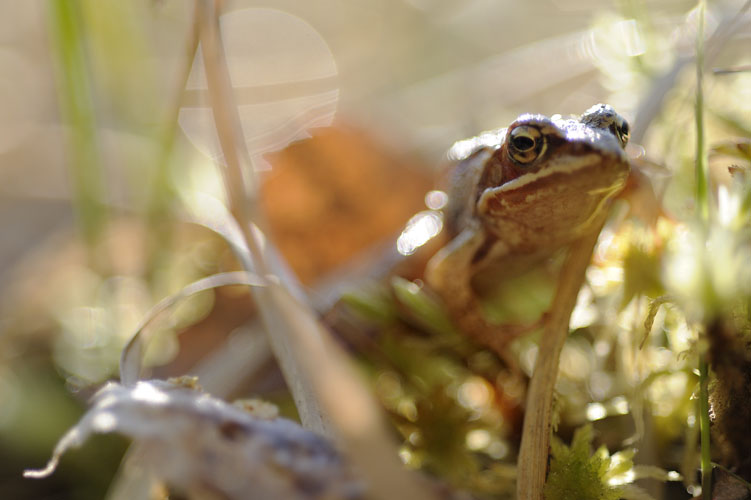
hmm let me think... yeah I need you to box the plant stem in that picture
[47,0,108,252]
[694,3,712,498]
[695,0,708,222]
[517,225,602,500]
[699,356,711,499]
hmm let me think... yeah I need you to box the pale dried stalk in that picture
[195,0,327,434]
[516,227,602,500]
[195,2,437,499]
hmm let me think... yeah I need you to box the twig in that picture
[516,226,602,500]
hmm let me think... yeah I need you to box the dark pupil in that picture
[512,135,535,151]
[620,122,629,136]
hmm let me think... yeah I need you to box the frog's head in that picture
[476,104,631,246]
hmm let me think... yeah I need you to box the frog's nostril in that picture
[620,121,629,137]
[611,119,630,148]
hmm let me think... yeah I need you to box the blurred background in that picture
[0,0,749,498]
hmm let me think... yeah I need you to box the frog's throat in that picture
[492,153,623,194]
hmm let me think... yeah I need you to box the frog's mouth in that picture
[494,151,628,195]
[478,151,629,218]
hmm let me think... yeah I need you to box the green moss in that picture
[543,425,622,500]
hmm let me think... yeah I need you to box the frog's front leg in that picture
[425,225,537,359]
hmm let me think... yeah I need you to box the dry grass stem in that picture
[194,2,438,498]
[517,225,603,500]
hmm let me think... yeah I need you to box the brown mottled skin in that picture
[425,104,631,355]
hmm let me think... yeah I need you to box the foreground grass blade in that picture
[46,0,108,249]
[194,2,438,498]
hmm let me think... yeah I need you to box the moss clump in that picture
[543,425,621,500]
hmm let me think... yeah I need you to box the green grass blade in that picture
[46,0,108,248]
[694,3,712,498]
[694,1,708,222]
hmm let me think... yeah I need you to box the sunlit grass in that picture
[693,2,712,498]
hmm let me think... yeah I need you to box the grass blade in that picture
[193,2,438,498]
[46,0,108,249]
[119,271,265,386]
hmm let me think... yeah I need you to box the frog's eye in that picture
[508,125,545,164]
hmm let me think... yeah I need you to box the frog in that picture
[424,103,631,357]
